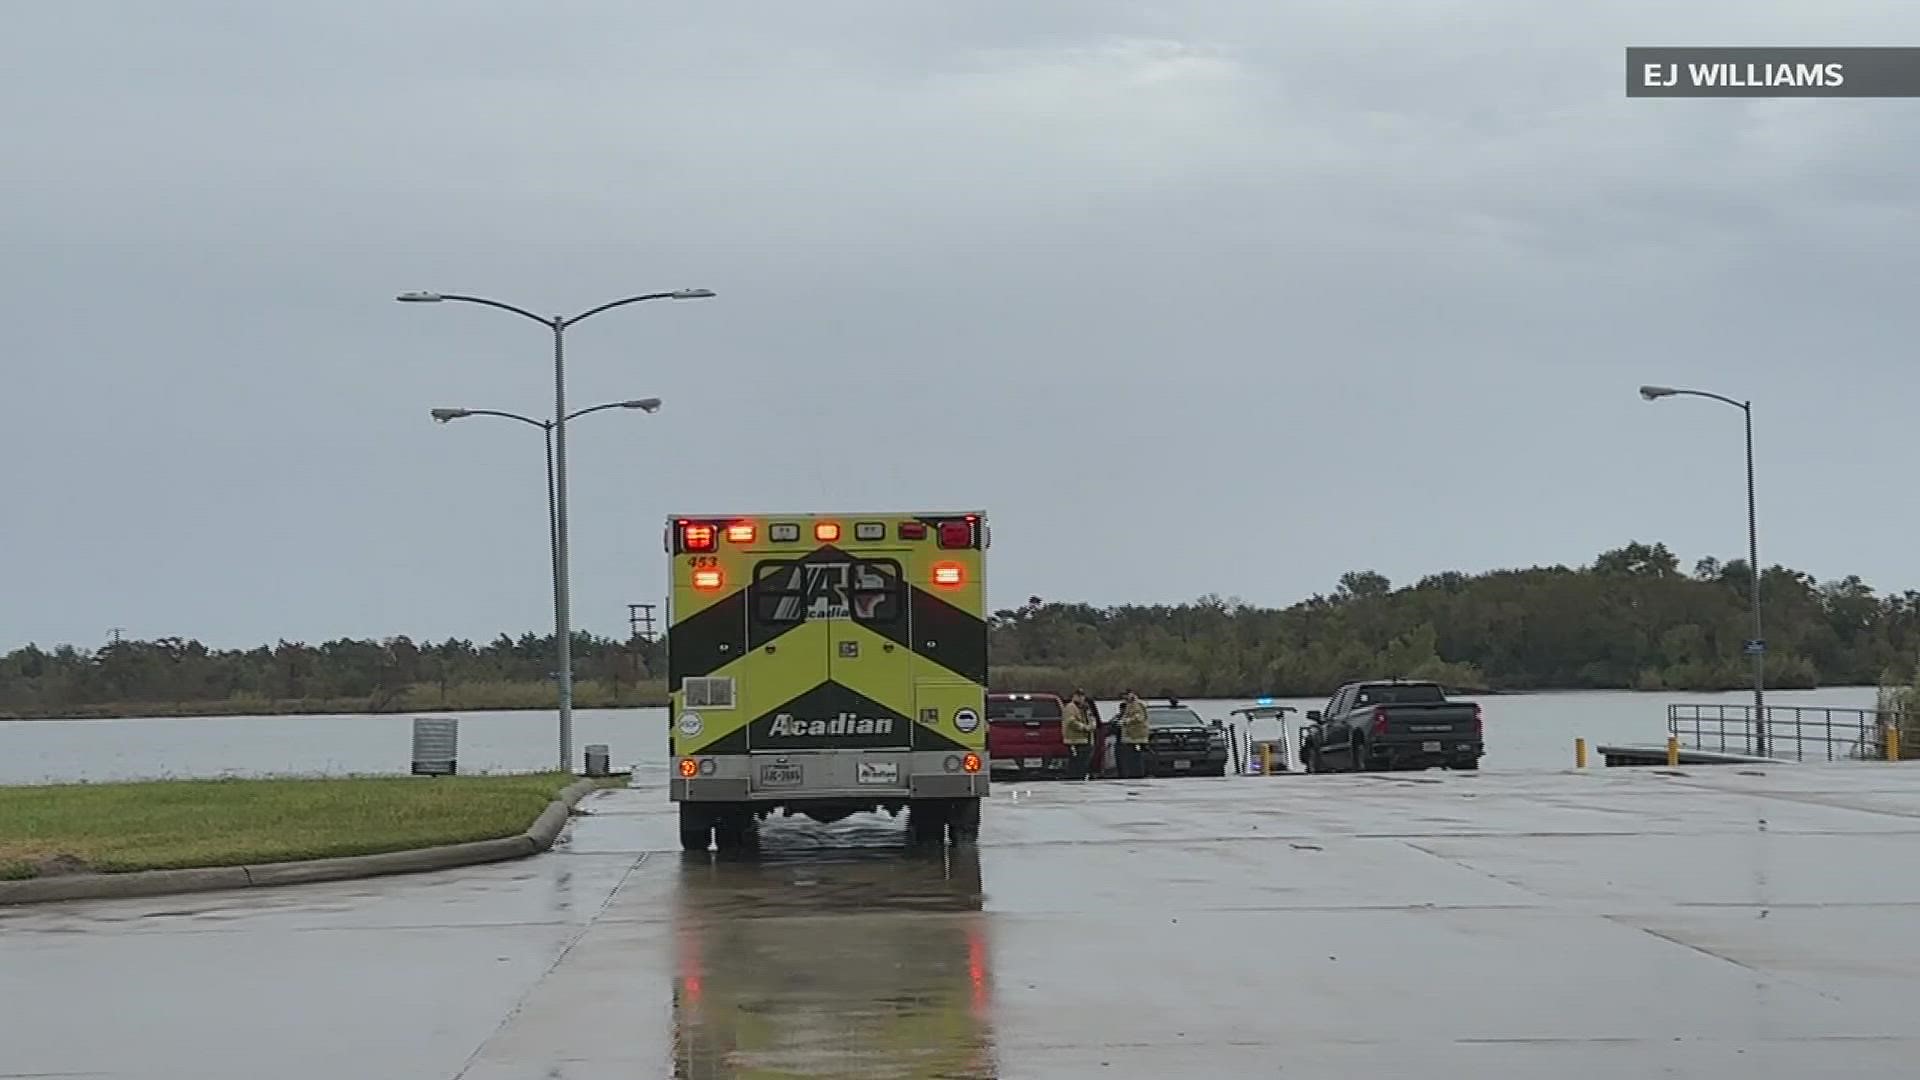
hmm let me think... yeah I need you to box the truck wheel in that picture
[678,805,712,852]
[948,798,981,843]
[907,800,948,844]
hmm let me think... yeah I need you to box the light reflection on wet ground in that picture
[8,767,1920,1077]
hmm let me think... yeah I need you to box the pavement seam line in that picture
[449,846,649,1080]
[1609,917,1846,1004]
[0,777,605,907]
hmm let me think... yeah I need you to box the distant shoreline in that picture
[1,681,1873,722]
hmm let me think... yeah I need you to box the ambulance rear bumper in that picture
[670,750,989,802]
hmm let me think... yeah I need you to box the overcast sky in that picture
[4,2,1917,651]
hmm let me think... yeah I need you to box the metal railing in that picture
[1667,703,1898,762]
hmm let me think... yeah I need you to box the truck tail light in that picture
[938,520,974,549]
[692,569,723,590]
[725,523,755,544]
[962,753,981,773]
[1371,707,1390,736]
[933,562,964,588]
[678,758,697,778]
[680,521,715,552]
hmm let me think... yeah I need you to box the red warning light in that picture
[898,522,928,540]
[937,520,973,549]
[933,563,964,588]
[681,522,716,552]
[692,569,723,590]
[725,523,756,544]
[814,522,841,542]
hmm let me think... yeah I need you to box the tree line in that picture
[4,542,1917,718]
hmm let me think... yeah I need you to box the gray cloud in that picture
[4,1,1918,648]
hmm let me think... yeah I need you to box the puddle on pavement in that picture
[668,815,998,1078]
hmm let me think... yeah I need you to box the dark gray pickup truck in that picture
[1299,680,1483,773]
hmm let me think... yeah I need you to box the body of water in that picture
[0,686,1883,786]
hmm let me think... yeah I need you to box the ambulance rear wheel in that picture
[948,797,981,843]
[907,800,949,844]
[713,808,758,852]
[678,805,712,852]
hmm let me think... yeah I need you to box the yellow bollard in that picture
[1666,735,1680,767]
[1260,744,1273,775]
[1888,726,1901,762]
[1574,737,1587,769]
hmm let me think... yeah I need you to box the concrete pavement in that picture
[5,764,1920,1077]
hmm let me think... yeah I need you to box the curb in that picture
[0,777,604,907]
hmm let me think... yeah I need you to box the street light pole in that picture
[429,398,663,769]
[1639,385,1767,756]
[1742,400,1763,754]
[549,320,573,774]
[403,288,710,774]
[430,402,662,704]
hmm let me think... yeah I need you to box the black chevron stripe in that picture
[667,587,746,688]
[671,546,987,690]
[908,586,988,687]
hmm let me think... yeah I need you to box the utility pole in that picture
[629,602,658,642]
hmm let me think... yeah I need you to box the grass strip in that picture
[0,772,597,880]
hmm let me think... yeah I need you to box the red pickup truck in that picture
[987,693,1076,778]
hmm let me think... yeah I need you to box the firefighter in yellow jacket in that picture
[1117,690,1150,778]
[1062,690,1095,779]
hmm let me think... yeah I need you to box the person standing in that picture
[1118,690,1150,779]
[1062,689,1095,780]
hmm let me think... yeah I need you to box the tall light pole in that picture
[403,289,713,772]
[1639,384,1767,757]
[431,399,662,716]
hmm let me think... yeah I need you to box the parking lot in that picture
[6,765,1920,1077]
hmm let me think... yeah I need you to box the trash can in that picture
[584,744,610,778]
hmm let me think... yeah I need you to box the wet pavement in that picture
[6,764,1920,1077]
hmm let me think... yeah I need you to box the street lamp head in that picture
[396,292,446,303]
[622,398,663,413]
[670,289,716,300]
[430,408,470,422]
[1639,385,1678,401]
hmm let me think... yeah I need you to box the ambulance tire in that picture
[948,797,981,843]
[678,805,713,852]
[908,800,949,844]
[712,808,758,853]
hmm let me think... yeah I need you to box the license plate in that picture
[1022,757,1042,768]
[1422,741,1441,753]
[1173,759,1191,770]
[759,763,802,787]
